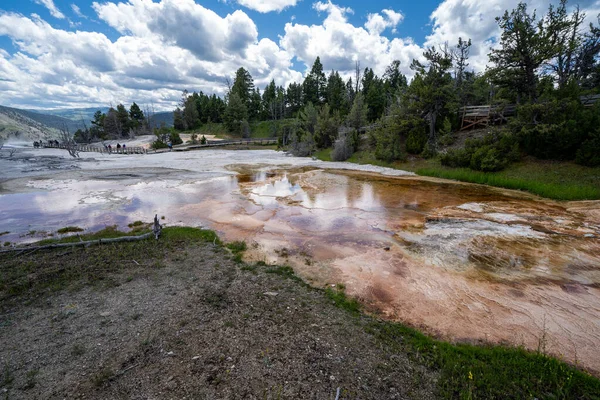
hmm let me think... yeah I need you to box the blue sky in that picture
[0,0,598,109]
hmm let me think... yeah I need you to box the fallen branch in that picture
[0,232,154,254]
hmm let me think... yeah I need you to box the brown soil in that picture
[0,238,438,399]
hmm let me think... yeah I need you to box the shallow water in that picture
[1,160,600,373]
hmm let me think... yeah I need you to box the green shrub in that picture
[576,128,600,167]
[440,131,519,172]
[406,128,428,154]
[513,100,599,160]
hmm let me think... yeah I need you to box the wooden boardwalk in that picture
[176,138,278,151]
[42,143,147,154]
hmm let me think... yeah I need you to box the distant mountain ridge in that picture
[0,105,174,143]
[26,107,174,128]
[0,105,83,133]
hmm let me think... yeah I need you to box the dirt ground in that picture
[0,236,439,399]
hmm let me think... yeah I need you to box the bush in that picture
[406,128,428,154]
[151,140,168,150]
[170,132,183,145]
[440,148,471,167]
[440,131,519,172]
[331,132,354,161]
[576,128,600,167]
[470,146,507,172]
[513,100,599,160]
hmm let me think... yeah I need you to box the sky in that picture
[0,0,598,110]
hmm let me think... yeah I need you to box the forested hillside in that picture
[170,0,599,168]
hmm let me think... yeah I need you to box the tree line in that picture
[174,1,599,167]
[73,103,151,143]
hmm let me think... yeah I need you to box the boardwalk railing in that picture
[42,142,147,154]
[580,94,600,108]
[178,138,278,151]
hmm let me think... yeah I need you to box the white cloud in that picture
[237,0,300,13]
[34,0,65,19]
[71,4,87,19]
[365,9,403,35]
[0,0,301,109]
[93,0,258,62]
[425,0,600,73]
[280,2,422,79]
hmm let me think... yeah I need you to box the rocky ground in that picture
[0,230,438,399]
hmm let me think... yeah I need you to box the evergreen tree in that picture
[408,46,455,148]
[346,92,368,131]
[453,38,472,105]
[488,2,558,102]
[224,92,248,134]
[116,104,130,136]
[183,95,200,129]
[315,104,339,148]
[303,57,327,105]
[129,102,144,129]
[231,67,255,107]
[173,107,185,130]
[326,71,348,116]
[286,82,303,116]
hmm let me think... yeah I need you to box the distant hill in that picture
[0,105,61,142]
[1,105,83,134]
[26,107,109,125]
[151,111,173,128]
[27,107,174,128]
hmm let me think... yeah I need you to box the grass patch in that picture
[0,226,221,303]
[226,240,247,263]
[264,265,303,283]
[324,282,600,398]
[417,166,600,201]
[316,149,600,201]
[324,285,361,316]
[249,120,278,138]
[0,231,9,237]
[368,321,600,399]
[161,227,221,244]
[127,220,144,228]
[57,226,84,234]
[226,241,247,253]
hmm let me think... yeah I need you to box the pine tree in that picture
[224,92,248,134]
[231,67,255,107]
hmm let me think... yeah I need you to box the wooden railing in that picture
[460,104,517,130]
[42,142,147,154]
[178,138,278,151]
[580,94,600,108]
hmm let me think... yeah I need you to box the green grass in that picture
[189,123,229,138]
[127,220,144,228]
[0,227,221,300]
[161,227,221,244]
[57,226,84,234]
[368,321,600,399]
[325,284,600,398]
[417,166,600,201]
[324,285,361,316]
[315,149,600,201]
[226,240,247,263]
[249,120,276,138]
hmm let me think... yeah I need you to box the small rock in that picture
[383,246,390,251]
[192,356,200,361]
[584,233,595,238]
[263,292,278,296]
[99,312,111,317]
[166,351,174,356]
[330,375,336,381]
